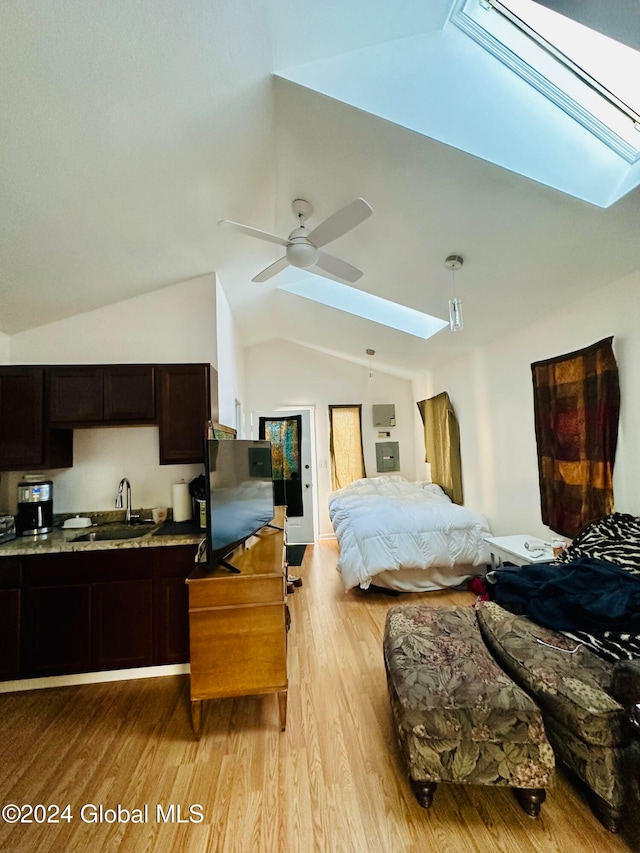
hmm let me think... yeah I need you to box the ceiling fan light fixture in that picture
[287,240,319,269]
[219,197,372,284]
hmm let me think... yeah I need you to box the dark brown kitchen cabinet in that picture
[158,364,212,464]
[0,589,21,680]
[47,366,104,424]
[1,362,216,470]
[22,553,92,677]
[21,550,155,677]
[93,579,154,670]
[23,583,92,677]
[47,365,155,426]
[0,367,72,470]
[153,545,196,665]
[103,366,156,422]
[89,549,155,671]
[21,554,91,678]
[0,558,22,681]
[12,545,192,681]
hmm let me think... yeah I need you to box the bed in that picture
[328,475,492,592]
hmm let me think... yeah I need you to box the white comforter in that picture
[328,476,492,591]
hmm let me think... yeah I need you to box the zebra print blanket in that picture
[494,513,640,662]
[556,512,640,576]
[554,514,640,661]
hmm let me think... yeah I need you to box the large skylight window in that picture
[453,0,640,162]
[277,1,640,205]
[278,278,448,340]
[490,1,640,121]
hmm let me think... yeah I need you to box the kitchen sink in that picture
[71,525,155,542]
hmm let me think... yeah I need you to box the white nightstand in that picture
[484,535,554,569]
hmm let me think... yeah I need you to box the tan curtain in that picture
[417,392,463,504]
[328,405,366,490]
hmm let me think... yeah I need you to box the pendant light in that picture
[444,254,464,332]
[366,348,375,381]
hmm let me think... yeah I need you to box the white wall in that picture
[411,372,435,483]
[244,339,417,538]
[215,276,246,432]
[425,270,640,540]
[1,276,217,515]
[0,333,9,364]
[10,275,217,366]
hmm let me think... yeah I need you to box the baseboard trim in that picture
[0,663,190,694]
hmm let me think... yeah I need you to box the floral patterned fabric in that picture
[476,600,640,809]
[383,605,554,789]
[476,601,629,748]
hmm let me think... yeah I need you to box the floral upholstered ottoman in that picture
[383,605,554,816]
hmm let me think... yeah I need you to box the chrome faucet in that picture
[116,478,133,523]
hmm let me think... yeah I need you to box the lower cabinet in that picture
[24,582,92,677]
[8,544,196,681]
[153,545,194,665]
[0,557,22,681]
[92,578,154,671]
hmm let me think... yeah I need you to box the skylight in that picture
[453,0,640,162]
[277,1,640,205]
[491,0,640,121]
[278,278,448,340]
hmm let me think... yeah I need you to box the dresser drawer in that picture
[188,574,284,609]
[189,603,287,699]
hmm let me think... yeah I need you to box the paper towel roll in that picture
[172,482,192,522]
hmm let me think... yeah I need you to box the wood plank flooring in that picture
[0,541,636,852]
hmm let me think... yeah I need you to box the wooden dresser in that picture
[186,507,287,737]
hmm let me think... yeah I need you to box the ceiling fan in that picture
[218,197,373,284]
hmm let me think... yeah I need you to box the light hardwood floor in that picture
[0,541,636,852]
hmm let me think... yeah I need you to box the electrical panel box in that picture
[372,404,396,428]
[376,441,400,473]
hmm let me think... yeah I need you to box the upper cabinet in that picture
[104,366,156,422]
[48,365,156,426]
[0,362,216,470]
[0,367,73,470]
[158,364,212,465]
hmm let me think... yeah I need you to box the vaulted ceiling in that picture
[2,0,639,378]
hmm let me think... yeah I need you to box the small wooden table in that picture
[484,535,554,569]
[186,507,288,737]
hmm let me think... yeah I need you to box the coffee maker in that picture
[16,478,54,536]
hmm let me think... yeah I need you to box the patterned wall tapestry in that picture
[531,336,620,539]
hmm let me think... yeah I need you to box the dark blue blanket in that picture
[488,557,640,635]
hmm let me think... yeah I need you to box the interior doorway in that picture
[251,407,317,545]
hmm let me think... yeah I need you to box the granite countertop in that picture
[0,510,205,558]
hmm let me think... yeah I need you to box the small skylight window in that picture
[453,0,640,162]
[278,278,448,340]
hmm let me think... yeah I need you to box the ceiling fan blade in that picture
[306,198,373,249]
[314,251,363,283]
[252,256,291,283]
[218,219,289,248]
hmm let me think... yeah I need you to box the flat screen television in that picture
[204,438,275,571]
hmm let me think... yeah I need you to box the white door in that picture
[251,407,316,544]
